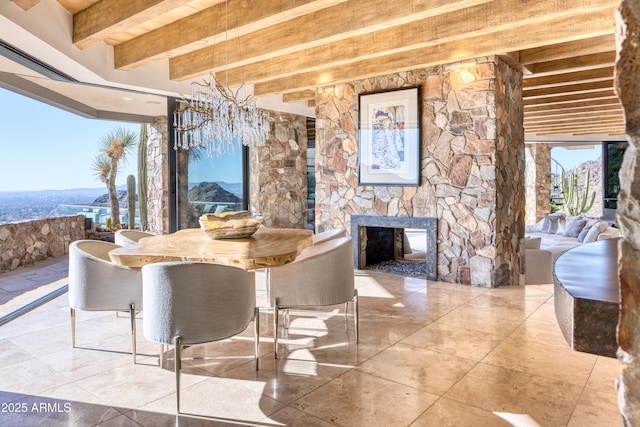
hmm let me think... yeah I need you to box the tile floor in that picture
[0,260,624,426]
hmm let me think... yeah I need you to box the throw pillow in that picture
[577,225,592,243]
[524,237,541,249]
[563,218,587,238]
[541,213,562,234]
[583,221,610,243]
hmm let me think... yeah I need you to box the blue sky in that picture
[551,146,602,171]
[0,87,242,192]
[0,87,139,192]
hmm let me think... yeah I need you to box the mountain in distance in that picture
[188,182,241,203]
[189,181,242,199]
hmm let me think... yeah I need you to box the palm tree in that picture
[91,127,137,229]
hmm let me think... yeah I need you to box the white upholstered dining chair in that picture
[312,227,346,244]
[68,240,142,363]
[114,229,154,246]
[141,261,260,414]
[269,236,357,359]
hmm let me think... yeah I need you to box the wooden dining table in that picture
[108,226,314,269]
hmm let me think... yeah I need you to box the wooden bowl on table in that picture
[199,211,263,239]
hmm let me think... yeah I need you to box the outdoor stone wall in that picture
[525,144,551,224]
[0,215,85,273]
[250,111,308,229]
[315,56,524,287]
[614,0,640,423]
[147,117,170,234]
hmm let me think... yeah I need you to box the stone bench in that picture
[553,238,620,357]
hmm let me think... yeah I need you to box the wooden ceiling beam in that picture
[524,98,622,113]
[526,51,616,74]
[216,0,615,87]
[282,90,316,103]
[73,0,191,49]
[523,89,617,106]
[10,0,40,10]
[519,34,615,64]
[169,0,492,81]
[523,66,614,88]
[253,6,616,97]
[525,105,622,118]
[525,117,623,130]
[523,79,614,98]
[525,112,623,125]
[113,0,344,70]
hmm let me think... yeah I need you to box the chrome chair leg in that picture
[354,289,359,343]
[130,303,137,363]
[70,308,76,347]
[159,344,164,367]
[273,301,279,359]
[175,336,182,414]
[254,307,260,370]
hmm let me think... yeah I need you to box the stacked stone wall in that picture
[0,215,85,273]
[614,0,640,423]
[250,111,308,229]
[147,117,169,234]
[315,57,524,287]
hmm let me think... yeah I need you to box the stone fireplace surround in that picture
[351,215,437,280]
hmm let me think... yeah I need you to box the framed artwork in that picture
[358,86,420,185]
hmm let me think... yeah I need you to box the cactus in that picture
[105,217,113,231]
[138,124,149,231]
[127,174,136,229]
[561,169,596,216]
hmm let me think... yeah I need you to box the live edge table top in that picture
[108,227,313,270]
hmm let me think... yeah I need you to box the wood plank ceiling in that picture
[13,0,624,138]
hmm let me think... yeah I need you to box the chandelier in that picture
[172,4,270,156]
[173,77,270,156]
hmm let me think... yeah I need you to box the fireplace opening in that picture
[364,227,426,266]
[350,215,437,280]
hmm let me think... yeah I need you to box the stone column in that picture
[315,57,524,287]
[147,117,170,234]
[525,144,551,224]
[615,1,640,424]
[249,111,308,229]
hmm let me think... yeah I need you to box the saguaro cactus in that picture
[561,169,596,216]
[127,174,136,229]
[138,124,149,231]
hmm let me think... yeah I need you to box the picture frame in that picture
[358,86,420,186]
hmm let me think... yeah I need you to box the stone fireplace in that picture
[350,215,437,280]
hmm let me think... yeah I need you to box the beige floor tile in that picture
[586,355,621,393]
[445,363,583,426]
[0,338,35,367]
[435,304,527,336]
[36,345,133,382]
[506,317,572,349]
[0,358,72,395]
[401,322,503,361]
[465,292,549,316]
[139,376,285,421]
[223,355,346,404]
[263,405,336,426]
[0,305,69,340]
[37,382,106,404]
[483,338,597,387]
[356,342,477,395]
[293,370,439,427]
[410,397,511,426]
[568,387,624,427]
[73,362,208,409]
[356,313,429,344]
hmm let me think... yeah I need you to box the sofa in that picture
[523,214,621,285]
